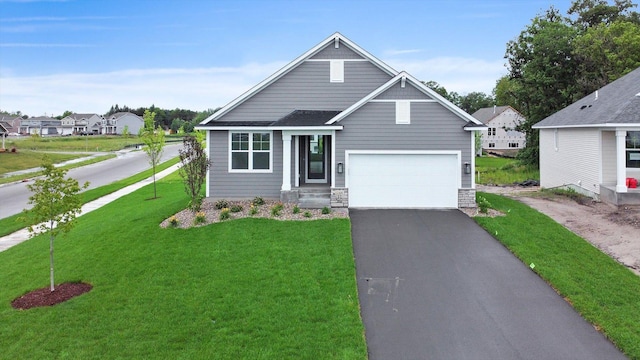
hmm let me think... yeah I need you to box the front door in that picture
[305,135,327,183]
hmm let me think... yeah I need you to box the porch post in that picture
[282,133,292,191]
[616,130,627,193]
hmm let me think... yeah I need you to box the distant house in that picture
[101,112,144,135]
[196,33,485,209]
[472,106,526,152]
[533,66,640,206]
[60,113,103,135]
[19,116,61,136]
[0,115,22,134]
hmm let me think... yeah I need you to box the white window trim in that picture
[554,129,559,151]
[228,131,273,173]
[396,100,410,124]
[330,60,344,83]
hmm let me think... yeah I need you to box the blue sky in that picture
[0,0,569,117]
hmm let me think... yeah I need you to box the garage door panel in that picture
[348,153,458,208]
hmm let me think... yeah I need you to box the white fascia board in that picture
[533,123,640,129]
[200,32,399,125]
[195,125,343,131]
[326,75,402,124]
[464,126,489,131]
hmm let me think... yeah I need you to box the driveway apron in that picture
[350,209,626,360]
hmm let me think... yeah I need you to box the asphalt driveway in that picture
[350,209,626,360]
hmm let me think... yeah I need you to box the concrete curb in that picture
[0,163,181,253]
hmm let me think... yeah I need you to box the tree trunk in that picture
[50,226,55,292]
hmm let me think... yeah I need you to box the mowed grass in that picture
[475,156,539,185]
[474,192,640,359]
[0,157,181,237]
[7,135,142,152]
[0,174,367,359]
[0,150,88,174]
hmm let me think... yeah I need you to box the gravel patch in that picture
[161,199,349,229]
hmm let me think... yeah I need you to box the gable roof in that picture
[68,113,100,120]
[199,32,398,125]
[326,71,485,129]
[472,106,522,124]
[533,66,640,129]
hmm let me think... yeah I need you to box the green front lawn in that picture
[475,156,539,185]
[0,174,366,359]
[0,150,88,174]
[474,192,640,359]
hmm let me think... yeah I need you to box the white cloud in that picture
[384,49,423,56]
[385,56,507,94]
[0,62,286,116]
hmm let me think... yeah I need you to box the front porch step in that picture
[298,188,331,209]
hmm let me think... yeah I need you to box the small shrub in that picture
[214,199,229,210]
[168,215,179,227]
[249,204,258,216]
[292,205,300,214]
[219,208,231,221]
[194,211,206,225]
[230,204,243,213]
[321,206,331,215]
[270,202,284,217]
[303,211,312,218]
[252,196,265,206]
[477,196,492,214]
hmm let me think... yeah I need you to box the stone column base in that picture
[458,189,476,208]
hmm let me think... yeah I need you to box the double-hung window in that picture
[230,131,271,172]
[626,131,640,168]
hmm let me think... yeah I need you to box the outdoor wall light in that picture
[337,162,344,174]
[464,162,471,174]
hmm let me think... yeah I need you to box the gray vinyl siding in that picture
[375,82,432,100]
[208,130,283,200]
[334,101,473,188]
[219,61,391,122]
[310,41,365,59]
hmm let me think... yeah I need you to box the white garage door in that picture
[347,152,459,208]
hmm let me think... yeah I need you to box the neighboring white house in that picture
[472,106,526,151]
[533,66,640,206]
[101,112,144,135]
[60,113,104,135]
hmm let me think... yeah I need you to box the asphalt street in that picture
[350,209,627,360]
[0,143,181,219]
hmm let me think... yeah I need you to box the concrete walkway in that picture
[0,163,181,252]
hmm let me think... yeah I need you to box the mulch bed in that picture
[11,282,92,310]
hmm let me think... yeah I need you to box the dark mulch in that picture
[11,282,93,310]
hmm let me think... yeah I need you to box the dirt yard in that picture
[478,185,640,275]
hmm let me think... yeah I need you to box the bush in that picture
[194,212,206,225]
[230,205,243,213]
[270,202,284,217]
[477,196,492,214]
[215,199,229,210]
[168,216,179,227]
[303,211,312,218]
[249,205,258,216]
[252,197,265,206]
[219,208,231,221]
[321,206,331,215]
[292,205,300,214]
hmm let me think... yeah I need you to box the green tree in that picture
[457,92,495,114]
[22,159,88,291]
[122,125,130,138]
[170,118,185,133]
[179,135,211,212]
[141,110,165,199]
[493,76,522,110]
[505,7,580,166]
[568,0,639,28]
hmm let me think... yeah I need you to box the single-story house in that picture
[196,33,486,209]
[472,105,526,152]
[533,66,640,206]
[102,112,144,135]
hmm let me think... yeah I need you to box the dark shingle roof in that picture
[204,110,341,127]
[471,106,511,124]
[534,66,640,128]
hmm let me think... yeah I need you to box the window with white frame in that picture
[230,132,271,171]
[626,131,640,168]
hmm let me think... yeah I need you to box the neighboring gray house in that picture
[533,66,640,206]
[196,33,485,209]
[60,113,103,135]
[0,115,21,134]
[101,112,144,135]
[19,116,61,136]
[472,106,526,151]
